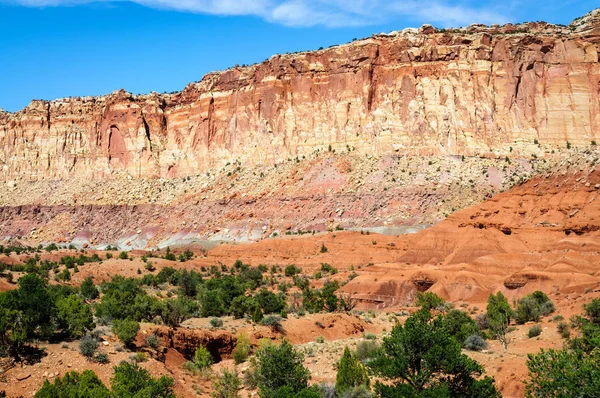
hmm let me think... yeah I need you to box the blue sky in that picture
[0,0,596,112]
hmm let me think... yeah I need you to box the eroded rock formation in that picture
[1,10,599,182]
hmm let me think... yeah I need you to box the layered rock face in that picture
[1,10,599,182]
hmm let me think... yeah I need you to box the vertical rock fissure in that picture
[207,97,216,148]
[367,45,380,113]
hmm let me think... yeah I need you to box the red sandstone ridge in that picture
[0,10,599,182]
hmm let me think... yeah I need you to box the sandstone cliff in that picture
[1,10,599,182]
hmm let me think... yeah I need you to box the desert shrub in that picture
[284,264,302,277]
[414,291,445,310]
[540,301,556,316]
[45,243,58,252]
[336,346,370,396]
[111,361,175,397]
[94,351,109,364]
[302,280,340,313]
[261,314,283,333]
[193,345,213,369]
[199,289,227,318]
[210,318,224,328]
[515,291,555,324]
[79,335,98,358]
[239,267,263,290]
[144,261,155,272]
[320,263,337,275]
[243,358,260,390]
[464,334,488,351]
[95,276,160,322]
[12,280,69,347]
[368,309,500,397]
[232,333,251,364]
[526,300,600,397]
[476,312,490,330]
[254,289,286,314]
[441,309,478,345]
[583,298,600,325]
[146,334,160,349]
[356,340,379,363]
[557,321,571,339]
[58,268,71,281]
[35,370,110,398]
[160,296,199,328]
[178,249,194,262]
[112,318,140,346]
[293,276,310,290]
[56,294,94,338]
[340,385,374,398]
[319,383,336,398]
[487,292,513,351]
[255,340,311,396]
[315,335,325,343]
[231,295,259,319]
[130,352,148,363]
[118,251,128,260]
[161,247,176,261]
[528,324,542,338]
[363,333,376,340]
[526,348,600,397]
[212,368,241,398]
[252,307,264,323]
[80,277,99,300]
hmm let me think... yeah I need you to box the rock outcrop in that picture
[1,10,599,182]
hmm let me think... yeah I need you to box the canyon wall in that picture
[1,11,599,182]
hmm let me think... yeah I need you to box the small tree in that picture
[256,339,311,396]
[0,274,55,355]
[284,264,301,277]
[193,345,213,369]
[35,370,110,398]
[487,292,513,352]
[338,293,358,311]
[336,346,370,396]
[80,277,99,300]
[112,318,140,346]
[441,309,478,345]
[233,333,251,364]
[414,291,445,310]
[56,294,94,338]
[111,361,175,398]
[160,296,199,328]
[164,247,176,261]
[368,309,500,397]
[525,349,600,397]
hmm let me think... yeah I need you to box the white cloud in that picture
[2,0,512,27]
[132,0,271,15]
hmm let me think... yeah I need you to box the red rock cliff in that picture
[1,10,599,181]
